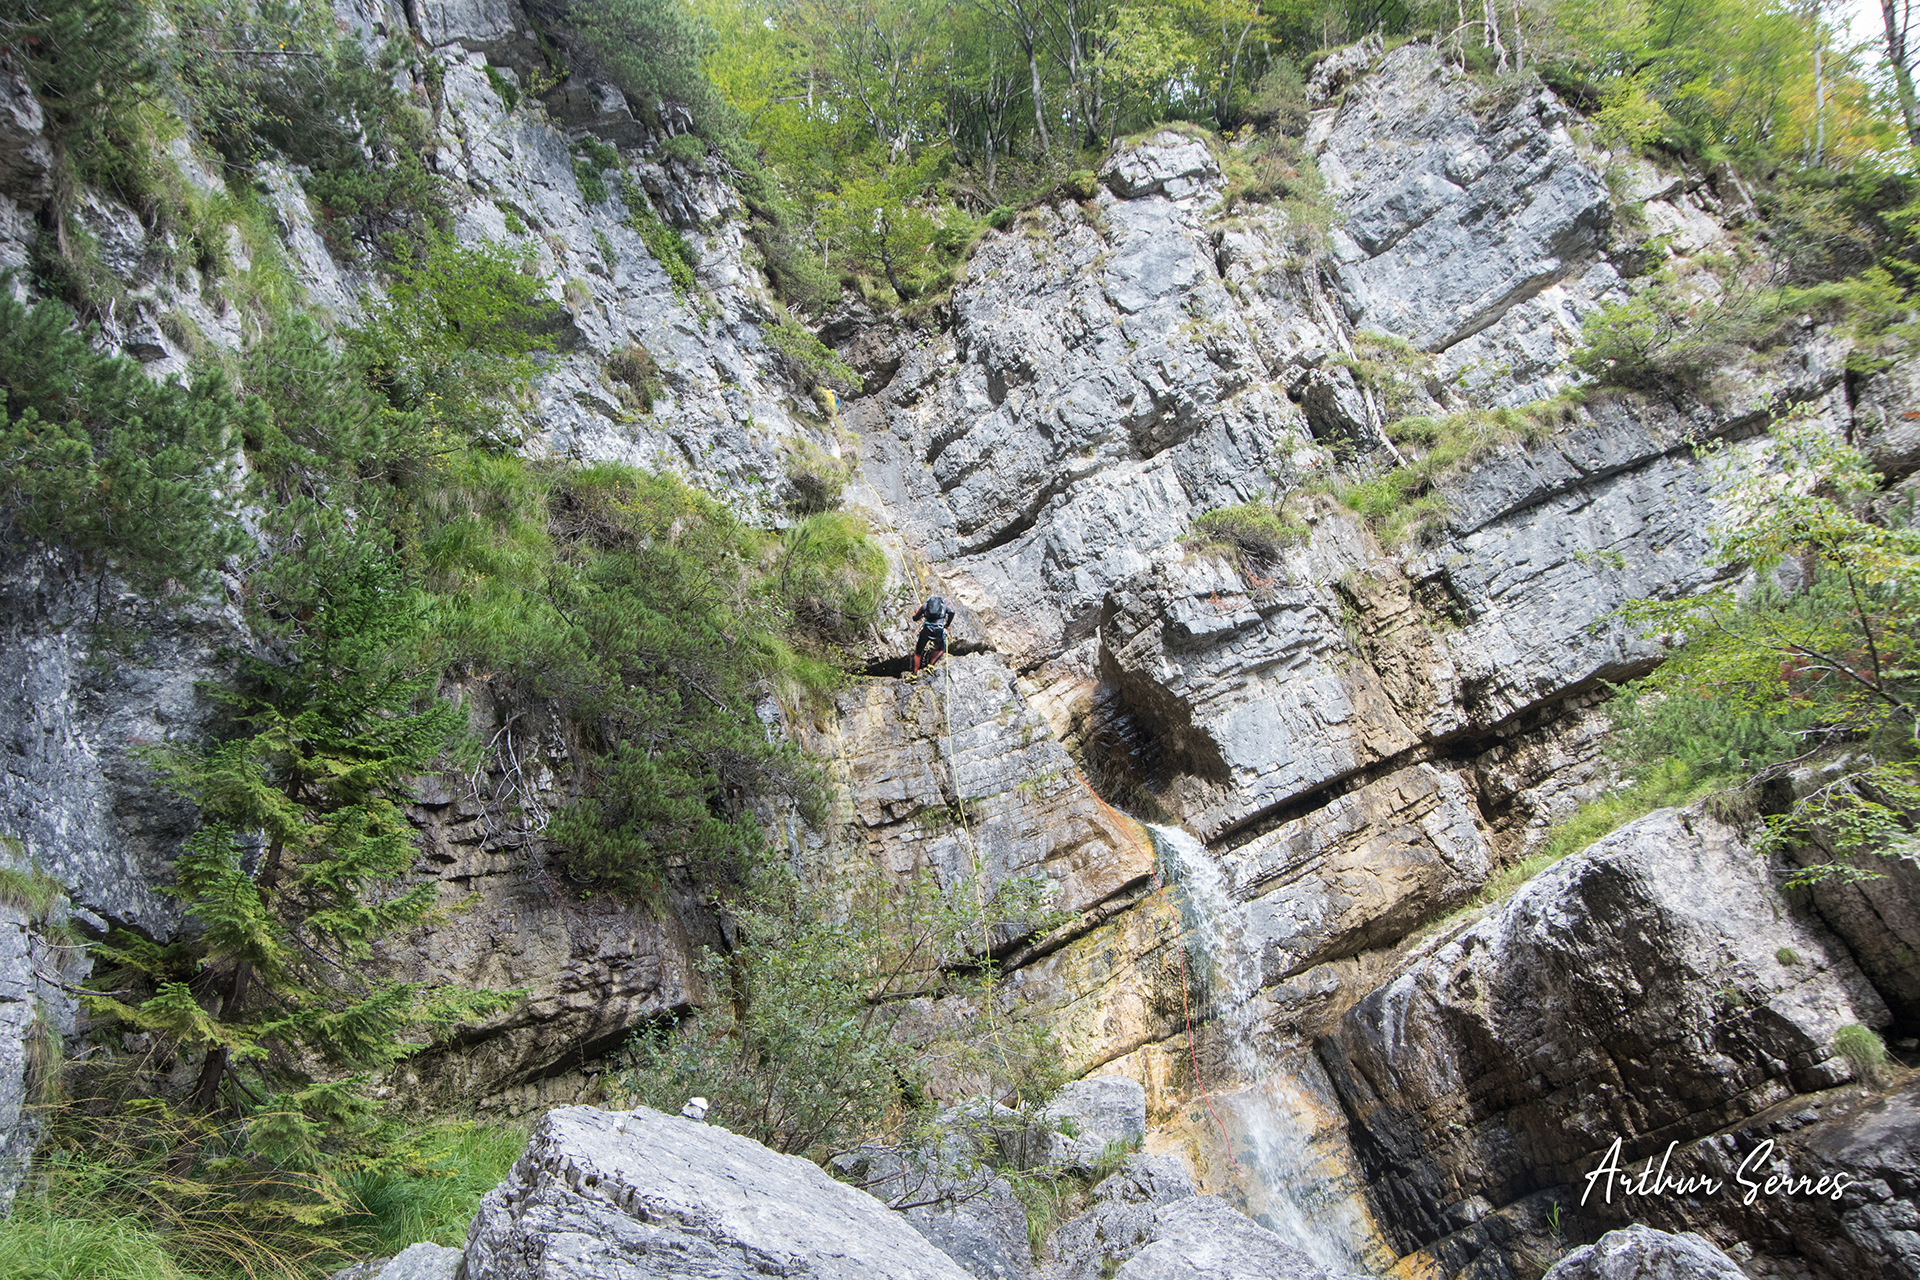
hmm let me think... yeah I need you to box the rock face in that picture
[833,1130,1036,1280]
[1317,806,1892,1276]
[0,561,245,939]
[1541,1226,1746,1280]
[1113,1196,1368,1280]
[329,1243,465,1280]
[1046,1154,1197,1280]
[803,654,1153,930]
[0,892,88,1208]
[463,1105,977,1280]
[7,15,1920,1280]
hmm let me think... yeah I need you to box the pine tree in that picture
[94,543,515,1211]
[0,292,250,594]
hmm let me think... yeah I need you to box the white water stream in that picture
[1147,823,1375,1275]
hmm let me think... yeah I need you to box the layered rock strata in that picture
[1317,806,1903,1277]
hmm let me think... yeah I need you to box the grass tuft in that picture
[1834,1024,1894,1085]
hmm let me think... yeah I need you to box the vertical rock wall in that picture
[3,19,1918,1278]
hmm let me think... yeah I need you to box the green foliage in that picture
[1833,1024,1894,1084]
[528,467,882,894]
[618,862,1066,1158]
[1183,502,1307,576]
[0,1207,194,1280]
[1617,416,1920,885]
[783,441,852,513]
[663,133,709,164]
[163,2,447,262]
[568,153,606,209]
[101,548,516,1190]
[822,153,948,301]
[0,292,250,594]
[765,313,858,390]
[3,0,167,243]
[620,177,699,298]
[0,865,66,920]
[580,0,732,139]
[775,511,889,645]
[1244,58,1309,134]
[1333,394,1578,545]
[348,231,559,448]
[606,343,663,414]
[1574,258,1908,396]
[339,1121,529,1253]
[8,1106,526,1279]
[485,64,520,112]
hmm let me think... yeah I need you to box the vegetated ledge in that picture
[1428,385,1798,541]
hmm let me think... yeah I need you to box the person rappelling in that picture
[905,594,952,682]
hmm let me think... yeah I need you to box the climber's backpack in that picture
[924,595,950,625]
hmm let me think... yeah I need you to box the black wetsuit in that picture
[912,598,952,673]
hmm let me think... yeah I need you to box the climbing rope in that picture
[1154,858,1239,1171]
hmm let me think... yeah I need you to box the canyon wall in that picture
[2,12,1917,1277]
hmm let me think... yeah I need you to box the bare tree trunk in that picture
[1027,45,1051,152]
[1485,0,1508,71]
[1885,0,1920,147]
[1814,36,1826,166]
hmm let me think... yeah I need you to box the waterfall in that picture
[1148,823,1374,1275]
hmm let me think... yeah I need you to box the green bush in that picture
[164,6,448,262]
[1332,394,1578,545]
[1572,259,1906,396]
[620,178,699,298]
[575,162,611,207]
[527,467,883,895]
[348,231,560,446]
[619,865,1066,1159]
[663,133,709,164]
[607,343,664,414]
[0,292,251,593]
[1184,502,1307,574]
[775,511,888,648]
[783,441,850,513]
[1244,59,1309,135]
[485,63,519,111]
[0,1208,192,1280]
[340,1122,529,1253]
[765,314,857,390]
[1834,1024,1893,1085]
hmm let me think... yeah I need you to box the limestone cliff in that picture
[1,12,1917,1280]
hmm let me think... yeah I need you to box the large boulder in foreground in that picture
[1113,1196,1373,1280]
[1318,806,1890,1273]
[1541,1225,1746,1279]
[463,1105,975,1280]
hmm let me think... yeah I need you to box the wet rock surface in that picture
[803,654,1153,928]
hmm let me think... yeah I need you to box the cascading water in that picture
[1148,823,1376,1275]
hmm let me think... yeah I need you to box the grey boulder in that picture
[1047,1153,1195,1280]
[1113,1197,1370,1280]
[462,1105,975,1280]
[833,1140,1034,1280]
[329,1243,464,1280]
[1542,1225,1748,1279]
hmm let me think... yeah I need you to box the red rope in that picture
[1161,867,1238,1170]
